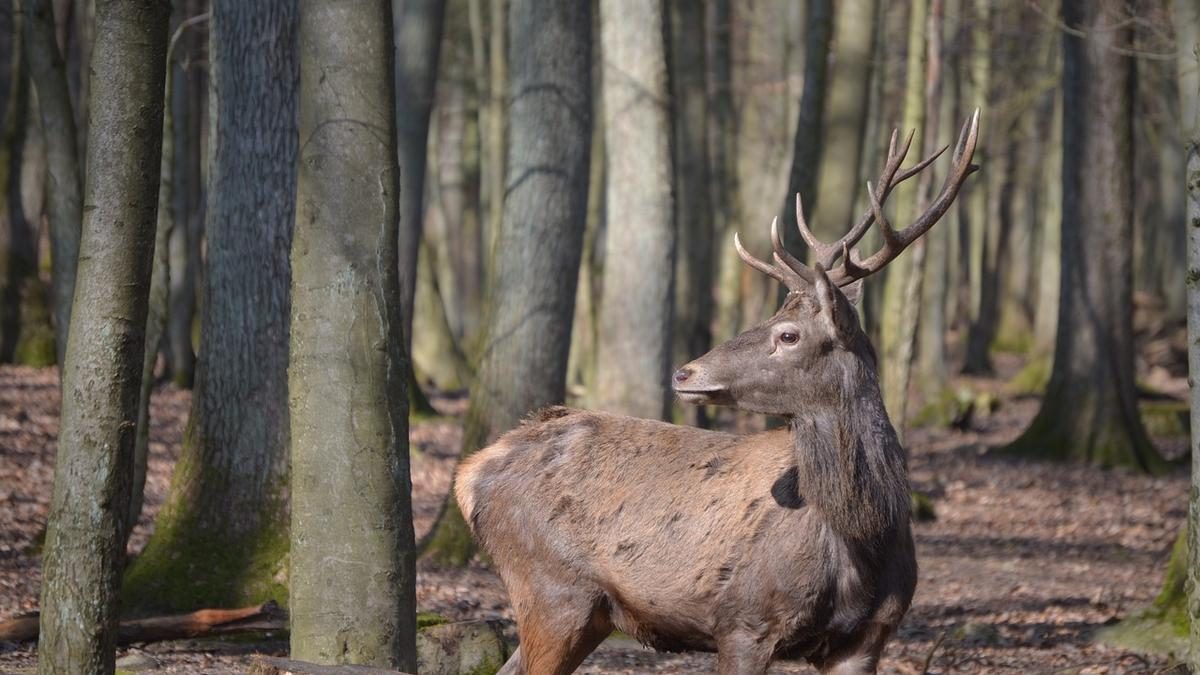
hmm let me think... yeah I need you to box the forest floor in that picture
[0,350,1192,674]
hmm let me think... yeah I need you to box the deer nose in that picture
[673,368,692,384]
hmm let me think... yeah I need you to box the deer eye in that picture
[779,332,799,345]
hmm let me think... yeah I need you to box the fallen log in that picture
[250,656,413,675]
[0,601,286,645]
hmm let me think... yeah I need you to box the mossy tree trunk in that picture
[669,0,713,427]
[122,0,297,613]
[594,0,674,420]
[36,0,168,670]
[1182,0,1200,660]
[289,0,416,667]
[1003,0,1165,473]
[423,0,591,566]
[24,0,80,371]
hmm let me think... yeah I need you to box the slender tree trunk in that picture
[1184,2,1200,659]
[811,0,877,241]
[960,0,992,374]
[0,25,32,365]
[122,0,297,613]
[1033,90,1062,357]
[1005,0,1165,473]
[778,0,832,262]
[24,0,79,370]
[708,0,740,344]
[669,0,712,427]
[394,0,445,357]
[36,1,168,670]
[879,0,929,428]
[423,0,591,566]
[165,0,206,388]
[289,0,415,667]
[594,0,674,420]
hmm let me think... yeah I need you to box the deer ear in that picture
[840,279,863,306]
[812,264,856,339]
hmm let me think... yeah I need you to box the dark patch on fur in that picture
[523,405,576,425]
[743,497,762,521]
[771,466,807,509]
[615,540,639,559]
[716,564,734,582]
[548,495,574,522]
[694,455,726,479]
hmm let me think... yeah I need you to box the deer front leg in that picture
[716,630,774,675]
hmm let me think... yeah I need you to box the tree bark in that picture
[35,1,168,671]
[960,0,993,374]
[708,0,740,345]
[1004,0,1165,473]
[23,0,80,370]
[879,0,930,429]
[593,0,674,420]
[289,0,416,667]
[122,0,297,613]
[394,0,445,357]
[422,0,591,566]
[811,0,877,241]
[669,0,712,427]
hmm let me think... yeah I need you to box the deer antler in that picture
[739,110,980,291]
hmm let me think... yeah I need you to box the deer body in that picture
[457,113,979,674]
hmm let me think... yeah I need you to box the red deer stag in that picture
[456,111,980,675]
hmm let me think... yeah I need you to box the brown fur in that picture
[457,274,915,675]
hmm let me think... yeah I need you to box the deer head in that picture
[673,110,980,417]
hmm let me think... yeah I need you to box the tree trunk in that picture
[879,0,929,428]
[165,0,206,388]
[593,0,674,420]
[669,0,712,427]
[960,0,992,374]
[422,0,591,566]
[24,0,80,370]
[289,0,416,667]
[122,0,297,613]
[1033,91,1062,358]
[35,1,168,670]
[394,0,445,358]
[778,0,832,263]
[708,0,740,345]
[1186,27,1200,673]
[1004,0,1165,473]
[811,0,877,241]
[0,24,35,365]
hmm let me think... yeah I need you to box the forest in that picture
[0,0,1197,673]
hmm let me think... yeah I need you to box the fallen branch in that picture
[0,601,286,645]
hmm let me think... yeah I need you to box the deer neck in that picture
[788,359,910,545]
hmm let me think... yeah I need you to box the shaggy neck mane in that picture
[788,338,910,545]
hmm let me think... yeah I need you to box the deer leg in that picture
[506,590,611,675]
[818,621,896,675]
[715,631,774,675]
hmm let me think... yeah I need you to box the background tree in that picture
[1004,0,1165,472]
[23,0,80,370]
[423,0,592,565]
[123,0,297,612]
[593,0,674,420]
[669,0,713,427]
[36,0,168,669]
[289,0,416,666]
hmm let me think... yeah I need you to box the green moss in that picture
[910,491,937,522]
[417,611,450,628]
[1139,401,1189,438]
[1095,530,1190,658]
[999,409,1171,476]
[122,434,289,613]
[990,329,1033,356]
[911,388,970,428]
[422,500,476,567]
[13,280,56,367]
[463,657,503,675]
[1009,356,1050,396]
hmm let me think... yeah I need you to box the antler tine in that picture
[828,110,981,286]
[770,216,816,284]
[792,193,839,267]
[818,127,917,264]
[734,231,804,292]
